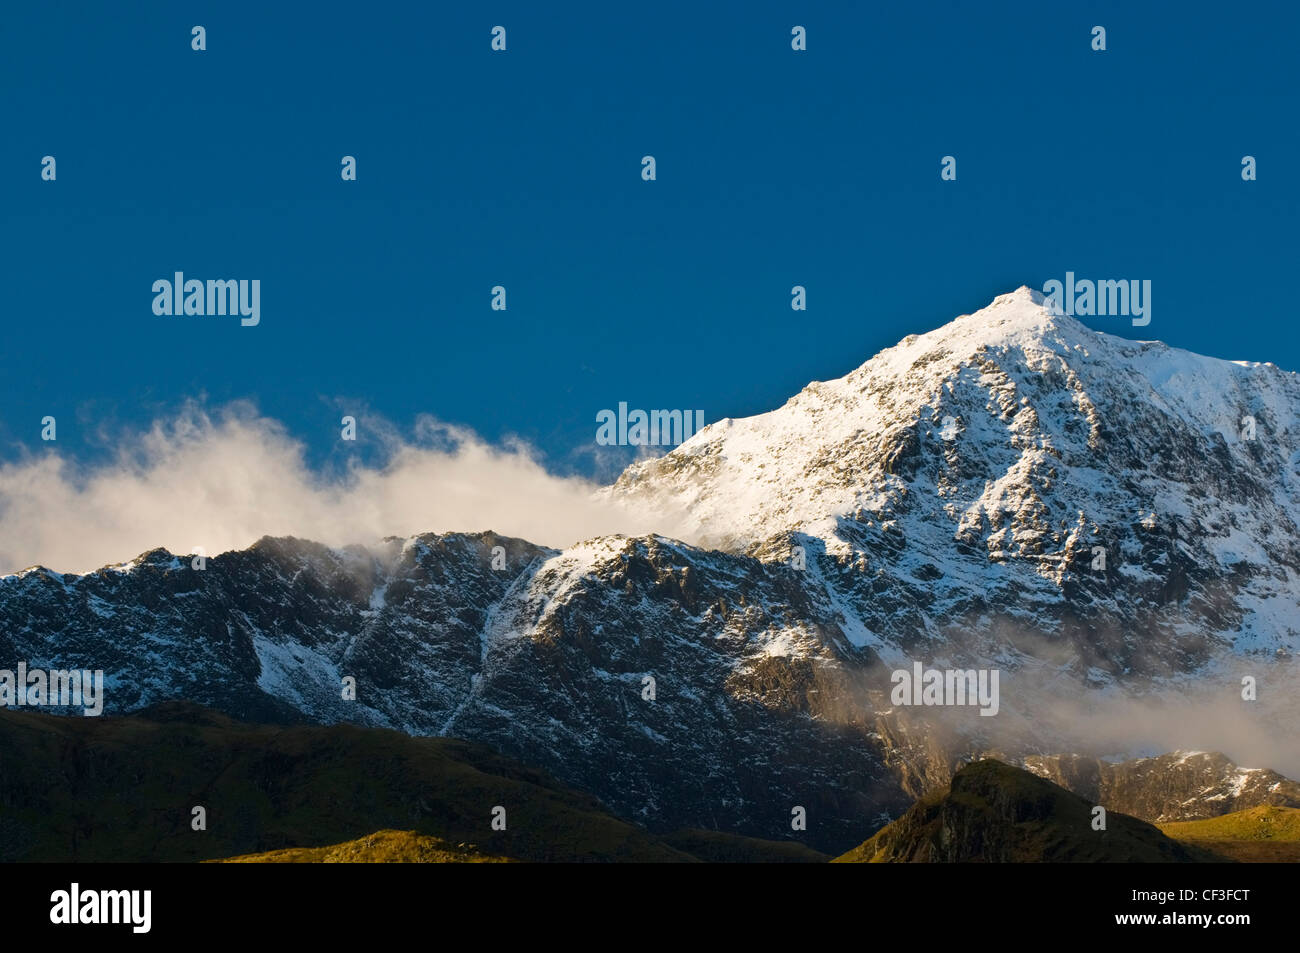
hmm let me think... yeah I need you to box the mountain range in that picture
[3,287,1297,856]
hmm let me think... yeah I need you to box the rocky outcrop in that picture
[834,759,1226,863]
[1024,751,1300,823]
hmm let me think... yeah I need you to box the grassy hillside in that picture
[218,827,832,863]
[215,829,515,863]
[0,702,694,863]
[662,828,828,863]
[1,703,830,863]
[834,759,1228,863]
[1159,806,1300,862]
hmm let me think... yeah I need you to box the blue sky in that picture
[3,0,1297,478]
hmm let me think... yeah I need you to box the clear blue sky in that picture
[3,1,1296,478]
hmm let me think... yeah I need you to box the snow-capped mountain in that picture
[3,288,1298,852]
[612,286,1300,674]
[0,531,915,851]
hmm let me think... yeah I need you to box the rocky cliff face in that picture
[3,288,1298,852]
[1023,751,1300,823]
[0,530,919,851]
[611,287,1300,677]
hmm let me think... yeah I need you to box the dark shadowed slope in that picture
[833,759,1228,863]
[0,702,824,863]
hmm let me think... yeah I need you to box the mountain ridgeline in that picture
[3,288,1297,855]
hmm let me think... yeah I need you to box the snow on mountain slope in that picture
[611,287,1300,667]
[1023,750,1300,823]
[0,530,912,851]
[3,287,1298,849]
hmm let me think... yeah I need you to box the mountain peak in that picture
[613,287,1113,550]
[932,284,1092,351]
[610,287,1300,668]
[1006,283,1049,305]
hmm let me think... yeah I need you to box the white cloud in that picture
[0,403,688,574]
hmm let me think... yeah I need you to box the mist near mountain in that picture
[5,287,1298,847]
[0,403,693,575]
[1011,661,1300,780]
[882,657,1300,781]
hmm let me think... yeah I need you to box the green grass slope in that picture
[1159,806,1300,862]
[214,829,515,863]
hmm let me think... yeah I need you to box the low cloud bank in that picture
[0,403,689,575]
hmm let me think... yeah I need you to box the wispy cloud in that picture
[0,402,689,574]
